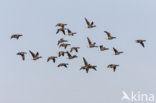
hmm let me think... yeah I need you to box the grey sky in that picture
[0,0,156,103]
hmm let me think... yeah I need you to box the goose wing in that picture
[85,18,90,25]
[83,57,88,66]
[87,37,92,45]
[29,50,35,57]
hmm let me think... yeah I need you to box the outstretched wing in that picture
[67,51,71,57]
[21,55,25,60]
[29,50,35,57]
[113,67,116,72]
[85,18,90,25]
[140,42,145,47]
[47,57,51,62]
[87,37,92,45]
[113,48,118,53]
[67,29,71,33]
[104,31,111,37]
[83,57,88,66]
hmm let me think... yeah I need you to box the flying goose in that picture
[66,51,77,59]
[56,23,67,28]
[47,56,57,63]
[87,37,98,48]
[11,34,23,40]
[85,17,96,28]
[104,31,116,40]
[58,38,68,45]
[70,47,80,52]
[66,29,76,36]
[80,57,97,73]
[58,63,68,68]
[58,51,67,57]
[136,40,146,47]
[17,52,27,61]
[113,48,123,55]
[59,43,71,49]
[29,50,42,60]
[99,45,109,51]
[107,64,119,72]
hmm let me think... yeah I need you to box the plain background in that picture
[0,0,156,103]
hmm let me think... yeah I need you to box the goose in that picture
[58,51,67,57]
[113,48,123,55]
[11,34,23,40]
[66,29,76,36]
[29,50,42,60]
[99,45,109,51]
[80,57,97,73]
[56,27,66,35]
[87,37,98,48]
[104,31,116,40]
[58,38,68,45]
[85,17,96,28]
[56,23,67,28]
[47,56,57,63]
[59,43,71,49]
[17,52,27,61]
[66,51,77,59]
[136,40,146,47]
[107,64,119,72]
[58,63,68,68]
[70,47,80,52]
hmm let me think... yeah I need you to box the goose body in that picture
[47,56,57,63]
[17,52,27,60]
[107,64,119,72]
[29,50,42,60]
[136,40,146,47]
[85,18,96,28]
[58,38,68,45]
[87,37,98,48]
[70,47,80,52]
[66,51,77,59]
[59,43,71,49]
[80,57,97,73]
[113,48,123,55]
[104,31,116,40]
[100,45,109,51]
[58,63,68,68]
[11,34,23,40]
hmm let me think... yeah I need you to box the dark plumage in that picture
[80,57,97,73]
[66,29,76,36]
[11,34,23,40]
[70,47,80,52]
[17,52,27,60]
[87,37,98,48]
[59,43,71,49]
[47,56,57,63]
[104,31,116,40]
[29,50,42,60]
[113,48,123,55]
[136,40,146,47]
[58,63,68,68]
[107,64,119,72]
[66,51,77,59]
[58,51,67,57]
[57,38,68,45]
[85,17,96,28]
[99,45,109,51]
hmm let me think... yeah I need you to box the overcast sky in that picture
[0,0,156,103]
